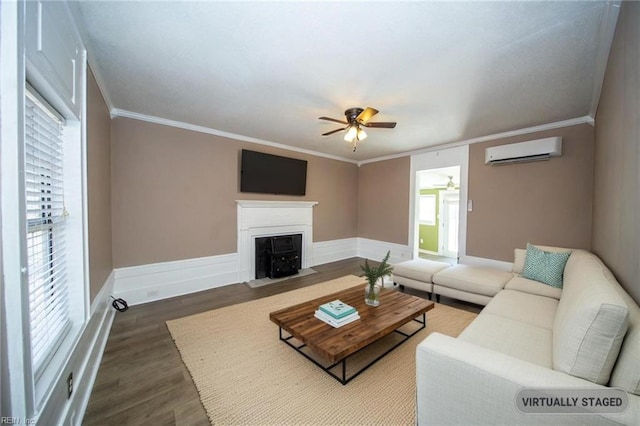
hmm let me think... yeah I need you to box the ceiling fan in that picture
[432,176,457,190]
[319,107,396,152]
[431,176,456,191]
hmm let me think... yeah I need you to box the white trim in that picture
[357,116,593,166]
[109,109,595,168]
[311,238,358,266]
[107,236,413,306]
[86,55,114,114]
[235,200,318,209]
[111,108,359,164]
[1,0,31,416]
[36,271,115,426]
[588,1,621,119]
[113,253,239,306]
[459,255,513,272]
[409,146,469,263]
[357,238,411,265]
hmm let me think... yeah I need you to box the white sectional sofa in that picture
[415,248,640,425]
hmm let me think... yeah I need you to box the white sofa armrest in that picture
[416,333,639,426]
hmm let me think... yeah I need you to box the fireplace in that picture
[255,234,302,279]
[236,200,318,283]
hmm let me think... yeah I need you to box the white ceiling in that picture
[419,166,461,189]
[73,1,618,162]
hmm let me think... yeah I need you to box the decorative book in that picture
[314,310,360,328]
[318,300,357,319]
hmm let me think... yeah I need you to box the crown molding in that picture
[357,115,594,166]
[110,109,359,164]
[87,55,114,113]
[110,108,594,168]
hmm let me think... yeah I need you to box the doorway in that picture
[409,145,469,263]
[416,167,460,263]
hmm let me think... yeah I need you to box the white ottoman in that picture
[432,265,514,305]
[392,259,452,298]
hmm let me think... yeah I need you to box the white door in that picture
[440,191,460,258]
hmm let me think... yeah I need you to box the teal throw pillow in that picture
[521,244,571,288]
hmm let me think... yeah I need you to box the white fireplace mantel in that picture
[236,200,318,282]
[235,200,318,209]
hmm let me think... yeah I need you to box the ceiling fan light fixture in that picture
[446,176,455,190]
[344,125,367,143]
[344,125,358,142]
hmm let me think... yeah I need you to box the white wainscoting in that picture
[111,239,513,306]
[113,253,239,306]
[37,271,115,426]
[311,238,358,266]
[357,238,412,265]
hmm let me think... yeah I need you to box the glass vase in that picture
[365,284,381,307]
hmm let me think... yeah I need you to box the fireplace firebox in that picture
[255,234,302,279]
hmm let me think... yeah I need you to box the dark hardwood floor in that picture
[82,257,481,425]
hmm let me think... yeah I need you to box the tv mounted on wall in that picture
[240,149,307,195]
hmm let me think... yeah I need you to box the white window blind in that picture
[24,89,70,377]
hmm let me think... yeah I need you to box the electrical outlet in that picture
[67,372,73,399]
[420,238,424,244]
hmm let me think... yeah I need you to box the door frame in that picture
[409,146,469,261]
[439,190,460,258]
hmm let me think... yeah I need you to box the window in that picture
[24,89,70,377]
[419,194,437,226]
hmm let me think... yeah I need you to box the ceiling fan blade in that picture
[362,122,397,128]
[322,127,347,136]
[319,116,349,125]
[356,107,379,124]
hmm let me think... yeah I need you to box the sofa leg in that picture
[436,294,440,303]
[398,284,405,292]
[427,292,432,300]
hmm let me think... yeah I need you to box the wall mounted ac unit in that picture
[485,137,562,165]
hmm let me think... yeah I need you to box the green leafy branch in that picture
[360,250,394,288]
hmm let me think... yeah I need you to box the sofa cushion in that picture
[505,276,562,300]
[608,271,640,396]
[553,250,629,385]
[459,313,553,368]
[512,245,572,274]
[482,289,558,330]
[432,265,513,297]
[522,244,571,288]
[392,259,450,283]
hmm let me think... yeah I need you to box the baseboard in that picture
[459,255,513,271]
[113,253,239,306]
[357,238,412,265]
[311,238,358,266]
[37,271,116,426]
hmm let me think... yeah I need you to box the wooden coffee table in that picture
[269,284,434,384]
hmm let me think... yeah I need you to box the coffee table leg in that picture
[277,313,427,385]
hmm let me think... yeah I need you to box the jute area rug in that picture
[166,275,477,425]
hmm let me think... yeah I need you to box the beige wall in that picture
[86,69,113,302]
[466,124,595,261]
[111,118,358,268]
[358,157,410,245]
[592,1,640,304]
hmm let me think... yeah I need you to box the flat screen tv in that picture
[240,149,307,195]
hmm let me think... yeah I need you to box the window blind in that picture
[24,89,70,377]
